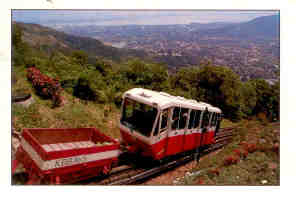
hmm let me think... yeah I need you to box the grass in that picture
[220,118,239,128]
[12,66,121,139]
[12,93,122,139]
[178,120,280,185]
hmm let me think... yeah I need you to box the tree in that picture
[249,79,274,119]
[270,80,280,121]
[125,59,158,87]
[148,63,169,91]
[241,81,257,116]
[196,65,243,121]
[72,50,88,66]
[73,77,96,101]
[169,67,200,99]
[95,59,112,76]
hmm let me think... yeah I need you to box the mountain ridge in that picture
[196,15,279,40]
[15,22,149,62]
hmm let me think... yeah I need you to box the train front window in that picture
[121,98,158,137]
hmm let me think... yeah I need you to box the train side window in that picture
[189,110,201,129]
[188,109,196,129]
[215,113,218,126]
[171,107,180,130]
[209,112,214,127]
[211,113,216,127]
[214,113,218,126]
[171,107,188,130]
[201,110,210,128]
[179,108,189,129]
[160,109,169,132]
[194,110,202,128]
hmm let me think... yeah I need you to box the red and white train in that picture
[12,88,222,184]
[119,88,222,160]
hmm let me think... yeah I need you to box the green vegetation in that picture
[169,65,279,121]
[179,121,280,185]
[12,23,280,136]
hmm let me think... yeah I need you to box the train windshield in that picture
[121,98,158,137]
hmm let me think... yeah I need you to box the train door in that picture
[152,108,170,159]
[208,112,216,144]
[193,110,202,148]
[215,113,222,136]
[184,109,201,151]
[166,107,188,156]
[196,110,204,148]
[200,109,210,146]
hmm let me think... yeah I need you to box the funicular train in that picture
[119,88,223,160]
[13,88,223,184]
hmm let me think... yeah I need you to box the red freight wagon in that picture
[12,128,120,184]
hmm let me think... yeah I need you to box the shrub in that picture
[244,143,257,153]
[239,141,247,146]
[234,146,249,159]
[95,59,112,76]
[223,155,239,166]
[61,79,77,89]
[208,168,220,177]
[27,67,63,107]
[242,150,249,159]
[233,149,242,157]
[73,77,96,101]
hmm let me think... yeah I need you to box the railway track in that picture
[82,127,236,185]
[108,141,232,185]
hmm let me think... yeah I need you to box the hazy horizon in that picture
[12,10,279,27]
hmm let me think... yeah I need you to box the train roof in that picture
[123,88,222,113]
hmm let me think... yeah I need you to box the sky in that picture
[12,10,279,27]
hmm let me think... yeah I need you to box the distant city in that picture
[12,10,280,81]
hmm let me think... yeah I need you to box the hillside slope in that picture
[12,69,121,139]
[197,15,279,40]
[15,22,148,62]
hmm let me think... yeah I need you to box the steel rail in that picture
[108,141,231,185]
[106,128,235,185]
[78,127,235,185]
